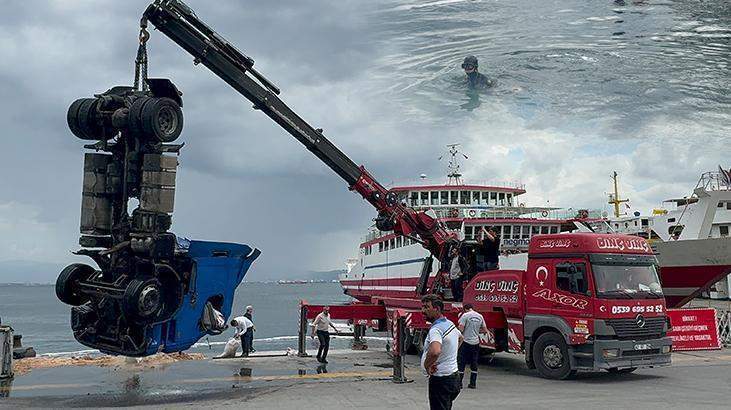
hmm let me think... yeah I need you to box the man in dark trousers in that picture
[244,305,255,354]
[477,226,500,271]
[458,303,487,389]
[421,294,462,410]
[311,306,340,363]
[448,246,467,302]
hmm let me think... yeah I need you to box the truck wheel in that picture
[140,97,183,143]
[56,263,95,306]
[67,98,101,140]
[607,367,637,374]
[532,332,576,380]
[123,278,164,323]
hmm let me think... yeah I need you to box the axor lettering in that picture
[532,288,588,309]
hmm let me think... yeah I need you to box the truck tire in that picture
[127,96,152,139]
[607,367,637,374]
[123,278,164,323]
[56,263,95,306]
[67,98,101,140]
[532,332,576,380]
[140,97,183,143]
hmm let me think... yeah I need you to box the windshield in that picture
[592,264,663,299]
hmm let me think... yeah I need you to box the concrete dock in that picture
[2,348,730,408]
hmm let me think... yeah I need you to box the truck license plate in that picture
[634,343,651,350]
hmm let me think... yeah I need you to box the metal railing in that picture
[719,310,731,347]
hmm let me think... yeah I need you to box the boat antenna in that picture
[438,144,467,185]
[608,171,629,218]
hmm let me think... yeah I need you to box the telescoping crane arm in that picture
[142,0,457,259]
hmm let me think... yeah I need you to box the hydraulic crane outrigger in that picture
[142,0,458,261]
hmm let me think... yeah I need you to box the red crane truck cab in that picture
[463,233,672,379]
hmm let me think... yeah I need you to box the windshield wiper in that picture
[636,289,664,299]
[598,289,634,299]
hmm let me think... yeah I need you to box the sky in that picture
[0,0,729,282]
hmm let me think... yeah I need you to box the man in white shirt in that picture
[457,303,487,389]
[230,315,253,357]
[311,306,340,363]
[421,294,462,410]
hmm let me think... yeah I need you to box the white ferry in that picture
[339,146,592,302]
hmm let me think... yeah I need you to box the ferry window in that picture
[614,223,619,229]
[541,226,549,234]
[473,191,481,204]
[727,202,731,210]
[642,219,648,226]
[482,192,490,204]
[668,225,684,237]
[512,225,521,239]
[718,201,724,208]
[503,225,511,238]
[450,191,459,205]
[521,226,530,239]
[556,263,588,295]
[550,226,559,234]
[431,192,439,205]
[634,220,638,226]
[507,194,513,207]
[461,191,471,205]
[498,192,505,206]
[379,242,383,252]
[720,226,729,237]
[667,218,676,223]
[490,192,498,205]
[410,192,418,206]
[532,226,540,236]
[440,191,449,205]
[389,239,395,249]
[420,192,429,206]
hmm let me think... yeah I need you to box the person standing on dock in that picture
[311,306,340,363]
[231,315,254,357]
[421,294,462,410]
[457,303,487,389]
[244,305,256,354]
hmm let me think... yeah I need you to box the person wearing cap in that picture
[461,55,493,90]
[243,305,256,354]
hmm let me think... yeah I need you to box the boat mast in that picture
[441,144,467,185]
[608,171,629,218]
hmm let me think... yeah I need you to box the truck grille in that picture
[606,317,665,340]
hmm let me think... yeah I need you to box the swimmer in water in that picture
[461,55,494,90]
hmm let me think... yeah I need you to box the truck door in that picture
[549,260,593,321]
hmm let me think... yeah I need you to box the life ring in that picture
[450,208,460,218]
[540,210,549,218]
[468,209,477,218]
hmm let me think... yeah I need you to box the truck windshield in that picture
[592,264,663,299]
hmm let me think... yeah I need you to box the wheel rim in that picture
[542,344,563,369]
[138,284,161,317]
[157,106,178,137]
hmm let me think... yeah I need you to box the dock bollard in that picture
[298,304,310,357]
[392,316,408,383]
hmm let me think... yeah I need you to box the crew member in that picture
[230,315,254,357]
[458,303,487,389]
[421,294,462,410]
[311,306,340,363]
[244,305,255,354]
[461,55,494,90]
[448,247,467,302]
[477,227,500,271]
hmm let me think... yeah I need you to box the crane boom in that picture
[143,0,457,259]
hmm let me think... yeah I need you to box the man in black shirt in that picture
[477,227,500,271]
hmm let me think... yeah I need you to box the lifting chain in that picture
[133,18,151,92]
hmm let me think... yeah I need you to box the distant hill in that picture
[303,269,345,281]
[0,260,64,284]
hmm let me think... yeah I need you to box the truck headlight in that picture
[662,345,671,354]
[602,349,619,359]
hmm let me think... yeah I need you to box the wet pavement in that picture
[2,348,731,408]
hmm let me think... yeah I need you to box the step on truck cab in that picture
[463,233,672,379]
